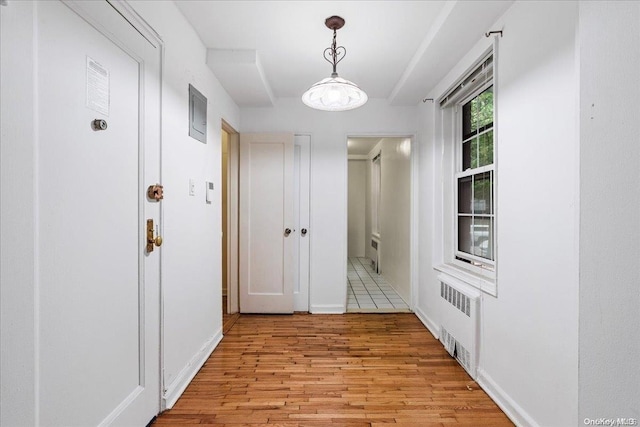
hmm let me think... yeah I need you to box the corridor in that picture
[347,257,410,312]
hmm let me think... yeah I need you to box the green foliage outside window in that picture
[462,86,494,170]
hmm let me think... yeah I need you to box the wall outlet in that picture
[189,179,195,196]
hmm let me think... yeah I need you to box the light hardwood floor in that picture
[153,313,513,426]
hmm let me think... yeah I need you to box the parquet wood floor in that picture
[153,313,513,426]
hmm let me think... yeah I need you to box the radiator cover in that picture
[438,273,481,379]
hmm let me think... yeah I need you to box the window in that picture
[456,86,494,269]
[434,49,496,292]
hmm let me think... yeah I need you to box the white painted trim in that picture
[434,263,497,296]
[310,304,345,314]
[306,132,317,313]
[98,386,144,427]
[107,1,163,47]
[343,136,349,311]
[476,368,538,427]
[410,135,419,311]
[414,306,439,339]
[162,330,223,409]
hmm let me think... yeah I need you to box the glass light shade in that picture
[301,75,368,111]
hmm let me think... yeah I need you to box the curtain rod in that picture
[422,31,501,104]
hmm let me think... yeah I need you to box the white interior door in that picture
[36,1,160,425]
[293,135,311,311]
[240,133,294,313]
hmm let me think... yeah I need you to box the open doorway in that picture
[222,121,239,333]
[347,137,412,312]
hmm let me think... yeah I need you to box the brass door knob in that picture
[146,219,163,252]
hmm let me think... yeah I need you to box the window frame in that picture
[432,45,498,295]
[453,82,496,272]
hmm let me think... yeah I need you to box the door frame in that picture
[222,120,239,315]
[345,133,418,311]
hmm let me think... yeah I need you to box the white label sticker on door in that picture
[86,56,110,116]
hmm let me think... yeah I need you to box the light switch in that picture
[189,179,195,196]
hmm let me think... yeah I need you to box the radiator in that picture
[438,273,481,379]
[370,237,380,274]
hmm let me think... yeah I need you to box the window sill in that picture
[434,263,497,297]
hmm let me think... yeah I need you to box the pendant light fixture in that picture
[302,16,368,112]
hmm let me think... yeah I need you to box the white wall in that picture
[0,3,38,425]
[348,160,367,257]
[128,0,240,406]
[483,4,579,425]
[415,100,439,336]
[416,2,580,426]
[379,138,412,303]
[578,1,640,421]
[241,99,417,313]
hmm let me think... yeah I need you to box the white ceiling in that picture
[175,0,513,107]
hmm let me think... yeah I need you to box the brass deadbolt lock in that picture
[147,184,164,201]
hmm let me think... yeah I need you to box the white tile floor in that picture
[347,257,410,312]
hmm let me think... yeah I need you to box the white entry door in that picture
[36,1,160,425]
[240,133,295,313]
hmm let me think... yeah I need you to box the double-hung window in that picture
[456,86,494,270]
[438,51,495,277]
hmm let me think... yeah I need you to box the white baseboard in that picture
[309,304,345,314]
[476,368,538,427]
[413,306,439,339]
[162,328,223,409]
